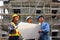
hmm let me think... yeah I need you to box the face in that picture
[38,17,44,23]
[27,18,32,23]
[13,16,19,23]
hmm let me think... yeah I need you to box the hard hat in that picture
[36,16,43,20]
[26,16,32,20]
[12,14,19,18]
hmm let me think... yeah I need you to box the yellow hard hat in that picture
[12,14,19,18]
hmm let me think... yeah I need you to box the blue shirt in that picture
[39,22,50,40]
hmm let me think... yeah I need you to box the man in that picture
[23,16,35,40]
[26,16,32,23]
[8,14,20,40]
[37,16,50,40]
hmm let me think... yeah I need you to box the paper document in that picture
[18,22,40,39]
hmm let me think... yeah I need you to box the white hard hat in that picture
[26,16,32,20]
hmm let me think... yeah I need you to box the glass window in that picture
[36,10,42,14]
[13,9,21,13]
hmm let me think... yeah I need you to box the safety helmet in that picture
[26,16,32,20]
[12,14,19,18]
[36,16,44,20]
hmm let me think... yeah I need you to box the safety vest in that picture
[9,22,20,36]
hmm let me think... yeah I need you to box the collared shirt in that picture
[41,22,50,33]
[39,22,50,40]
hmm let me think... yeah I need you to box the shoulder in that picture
[8,22,14,27]
[43,22,49,26]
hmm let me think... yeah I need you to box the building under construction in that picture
[0,0,60,40]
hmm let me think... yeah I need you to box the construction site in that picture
[0,0,60,40]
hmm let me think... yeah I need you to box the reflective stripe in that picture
[9,29,20,36]
[9,34,19,36]
[9,22,20,36]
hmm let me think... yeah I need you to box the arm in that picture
[8,25,14,30]
[8,25,16,34]
[42,23,50,33]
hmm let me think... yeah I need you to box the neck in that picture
[12,21,17,24]
[39,21,43,23]
[27,21,32,23]
[28,22,32,23]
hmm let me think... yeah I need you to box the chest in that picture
[41,23,47,29]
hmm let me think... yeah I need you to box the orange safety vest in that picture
[9,22,20,36]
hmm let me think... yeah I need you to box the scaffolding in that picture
[0,0,60,40]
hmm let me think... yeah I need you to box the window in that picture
[4,1,9,4]
[1,0,9,1]
[52,10,57,14]
[57,0,60,2]
[52,0,57,2]
[4,9,8,14]
[52,0,60,2]
[58,0,60,1]
[36,10,42,14]
[13,9,21,13]
[52,10,58,18]
[2,34,7,37]
[0,1,4,6]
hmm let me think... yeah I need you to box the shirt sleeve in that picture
[8,25,14,30]
[42,23,50,33]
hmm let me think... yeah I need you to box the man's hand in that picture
[38,30,42,33]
